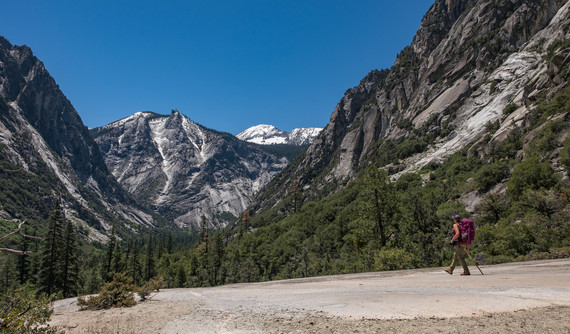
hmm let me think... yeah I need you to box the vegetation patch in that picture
[77,273,138,310]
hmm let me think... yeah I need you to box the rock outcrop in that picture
[249,0,570,212]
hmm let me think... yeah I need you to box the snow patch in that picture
[237,124,322,146]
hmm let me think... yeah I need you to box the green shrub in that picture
[139,275,164,301]
[548,246,570,258]
[559,136,570,173]
[490,80,498,93]
[528,87,570,128]
[515,251,551,262]
[485,120,501,133]
[397,118,414,130]
[489,126,523,160]
[396,139,427,159]
[394,173,423,191]
[474,161,510,192]
[507,157,558,200]
[77,273,137,310]
[436,201,469,223]
[547,39,570,61]
[485,254,514,264]
[373,248,415,271]
[518,189,565,219]
[527,120,567,158]
[502,103,519,115]
[514,247,570,261]
[477,193,508,225]
[0,285,62,333]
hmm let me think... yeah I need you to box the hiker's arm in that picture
[451,224,460,242]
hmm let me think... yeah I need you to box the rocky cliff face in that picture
[0,37,155,240]
[92,111,288,228]
[249,0,570,212]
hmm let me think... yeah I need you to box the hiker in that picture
[444,215,470,276]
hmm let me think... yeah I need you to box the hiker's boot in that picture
[444,268,452,275]
[460,271,470,276]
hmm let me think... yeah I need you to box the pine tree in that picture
[144,232,155,281]
[175,265,187,287]
[362,167,399,247]
[289,179,301,214]
[200,216,209,253]
[102,225,116,282]
[1,255,18,297]
[17,235,30,284]
[240,210,251,236]
[209,232,224,285]
[84,266,101,294]
[156,235,164,259]
[189,253,198,277]
[124,238,132,273]
[61,220,79,297]
[37,202,65,295]
[112,241,123,274]
[130,241,143,285]
[166,231,173,254]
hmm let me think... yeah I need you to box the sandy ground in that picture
[50,258,570,333]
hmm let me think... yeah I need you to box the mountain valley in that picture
[0,0,570,309]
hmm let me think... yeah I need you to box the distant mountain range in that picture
[236,124,322,146]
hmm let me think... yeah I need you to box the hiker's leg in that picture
[449,249,459,273]
[457,244,470,274]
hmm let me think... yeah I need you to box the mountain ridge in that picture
[91,110,289,229]
[0,36,157,240]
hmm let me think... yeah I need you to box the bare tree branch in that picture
[0,302,32,328]
[0,227,20,243]
[0,248,33,255]
[0,220,41,255]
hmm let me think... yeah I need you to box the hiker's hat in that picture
[451,215,461,221]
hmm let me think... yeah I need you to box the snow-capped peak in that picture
[287,127,323,146]
[236,125,288,145]
[237,124,322,146]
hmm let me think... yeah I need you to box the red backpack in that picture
[459,219,475,245]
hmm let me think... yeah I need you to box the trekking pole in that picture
[465,250,484,275]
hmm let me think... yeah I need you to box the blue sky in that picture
[2,0,434,134]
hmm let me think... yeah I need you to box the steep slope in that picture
[249,0,570,213]
[92,111,288,228]
[237,124,323,146]
[0,36,155,240]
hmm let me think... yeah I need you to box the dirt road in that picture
[50,258,570,333]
